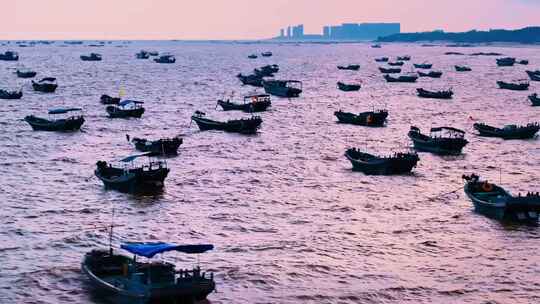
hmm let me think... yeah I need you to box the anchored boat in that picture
[497,80,529,91]
[408,126,468,155]
[529,93,540,106]
[334,109,388,127]
[100,94,121,105]
[254,64,279,77]
[413,63,432,69]
[397,56,411,61]
[106,100,145,118]
[135,50,150,59]
[345,148,419,175]
[0,89,22,100]
[24,108,84,131]
[32,77,58,93]
[191,111,262,134]
[418,71,443,78]
[80,53,102,61]
[455,65,472,72]
[217,94,271,113]
[261,51,273,57]
[337,82,361,92]
[384,74,418,83]
[263,79,302,97]
[16,69,37,78]
[496,57,516,67]
[95,153,169,193]
[236,73,263,87]
[375,57,389,62]
[154,54,175,63]
[526,70,540,81]
[473,123,539,139]
[337,64,360,71]
[131,136,183,155]
[416,88,453,99]
[463,174,540,223]
[0,51,18,61]
[387,61,404,66]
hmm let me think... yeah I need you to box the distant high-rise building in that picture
[280,29,285,37]
[292,24,304,38]
[323,26,331,38]
[275,22,398,40]
[287,26,291,38]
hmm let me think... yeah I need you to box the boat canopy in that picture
[119,100,144,106]
[430,127,465,134]
[120,152,155,162]
[39,77,57,83]
[48,107,82,114]
[121,242,214,258]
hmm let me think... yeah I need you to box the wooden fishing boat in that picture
[135,50,150,59]
[337,65,360,71]
[95,153,169,192]
[0,89,22,100]
[16,69,37,78]
[263,79,302,97]
[413,63,433,69]
[397,56,411,61]
[337,82,361,92]
[416,88,453,99]
[334,109,388,127]
[24,108,84,131]
[408,126,468,155]
[497,80,529,91]
[261,51,273,57]
[473,122,539,139]
[463,174,540,223]
[445,52,465,55]
[387,61,404,66]
[496,57,515,67]
[455,65,472,72]
[529,93,540,106]
[217,94,271,113]
[248,54,258,59]
[526,70,540,81]
[154,54,175,63]
[236,73,263,87]
[375,57,389,62]
[82,242,215,302]
[191,111,262,134]
[131,136,183,155]
[0,51,18,61]
[80,53,102,61]
[345,148,419,175]
[32,77,58,93]
[379,67,401,74]
[418,71,443,78]
[106,100,145,118]
[384,74,418,83]
[100,94,121,105]
[254,64,279,77]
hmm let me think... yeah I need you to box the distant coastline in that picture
[377,27,540,44]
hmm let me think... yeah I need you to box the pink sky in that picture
[5,0,539,39]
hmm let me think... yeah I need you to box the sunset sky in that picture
[5,0,540,40]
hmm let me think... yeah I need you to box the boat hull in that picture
[106,106,145,118]
[95,167,169,193]
[24,116,84,131]
[217,100,270,113]
[335,111,387,127]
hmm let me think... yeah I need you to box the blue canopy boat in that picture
[82,242,215,302]
[463,174,540,223]
[94,152,169,193]
[106,100,145,118]
[24,107,84,131]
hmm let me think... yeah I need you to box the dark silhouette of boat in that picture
[263,79,302,97]
[248,54,258,59]
[463,174,540,223]
[387,61,404,66]
[80,53,102,61]
[371,44,382,48]
[154,54,175,63]
[473,122,539,139]
[408,126,468,155]
[397,56,411,61]
[24,108,84,131]
[106,100,145,118]
[497,80,529,91]
[418,71,443,78]
[16,69,37,78]
[529,93,540,106]
[32,77,58,93]
[379,67,401,74]
[94,153,169,192]
[375,57,389,62]
[217,94,271,112]
[0,51,18,61]
[496,57,516,67]
[413,63,433,69]
[236,73,263,87]
[148,51,158,56]
[337,82,361,92]
[131,136,183,155]
[261,51,273,57]
[470,52,502,56]
[334,109,388,127]
[526,70,540,81]
[337,65,360,71]
[0,89,22,99]
[82,242,215,302]
[416,88,453,99]
[135,50,150,59]
[455,65,472,72]
[254,64,279,77]
[345,148,419,175]
[100,94,121,105]
[445,52,465,55]
[191,111,262,134]
[518,60,529,65]
[384,74,418,83]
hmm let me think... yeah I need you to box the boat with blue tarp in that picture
[24,107,84,131]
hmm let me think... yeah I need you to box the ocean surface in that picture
[0,41,539,304]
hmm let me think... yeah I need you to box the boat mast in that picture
[109,207,115,255]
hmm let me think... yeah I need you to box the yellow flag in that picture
[119,87,125,98]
